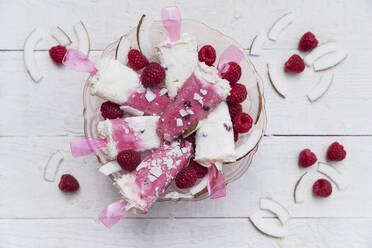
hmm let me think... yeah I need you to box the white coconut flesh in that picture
[307,72,334,102]
[249,210,287,238]
[44,150,64,182]
[74,21,90,55]
[24,28,46,83]
[115,36,131,65]
[268,13,295,41]
[234,126,263,160]
[50,26,72,46]
[317,162,348,190]
[313,50,347,71]
[267,63,287,98]
[260,198,290,225]
[137,14,154,59]
[99,161,122,176]
[304,42,338,66]
[294,172,312,203]
[250,32,266,56]
[120,105,144,116]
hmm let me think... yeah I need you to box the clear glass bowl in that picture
[83,19,267,201]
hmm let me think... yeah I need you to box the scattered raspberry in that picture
[175,166,197,189]
[189,160,208,178]
[185,133,196,151]
[299,32,319,52]
[127,49,149,71]
[198,45,216,66]
[234,112,253,133]
[234,129,239,142]
[284,54,305,73]
[117,150,141,172]
[227,83,247,104]
[100,101,123,119]
[299,149,317,168]
[312,179,332,197]
[49,45,67,64]
[228,102,243,120]
[221,62,242,84]
[140,62,165,87]
[327,142,346,161]
[58,174,79,193]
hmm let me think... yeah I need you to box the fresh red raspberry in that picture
[100,101,123,119]
[175,166,197,189]
[127,49,149,71]
[234,129,239,142]
[189,160,208,178]
[49,45,67,64]
[58,174,79,192]
[227,83,247,104]
[312,179,332,197]
[299,149,317,168]
[198,45,216,66]
[185,133,196,151]
[299,32,318,52]
[228,102,243,120]
[284,54,305,73]
[221,62,242,84]
[327,142,346,161]
[117,150,141,172]
[234,112,253,133]
[140,62,165,87]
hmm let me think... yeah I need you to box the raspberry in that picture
[284,54,305,73]
[49,45,67,64]
[198,45,216,66]
[58,174,79,192]
[189,160,208,178]
[127,49,149,71]
[327,142,346,161]
[221,62,242,84]
[299,32,318,52]
[175,166,197,189]
[185,133,196,151]
[117,150,141,172]
[228,102,243,120]
[140,62,165,87]
[299,149,317,168]
[312,179,332,197]
[227,83,247,104]
[234,112,253,133]
[100,101,123,119]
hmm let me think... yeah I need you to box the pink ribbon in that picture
[207,163,226,199]
[98,199,127,228]
[161,6,182,42]
[62,49,97,75]
[217,45,244,75]
[70,137,107,157]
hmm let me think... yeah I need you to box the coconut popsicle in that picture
[157,62,231,141]
[114,140,193,212]
[97,116,161,160]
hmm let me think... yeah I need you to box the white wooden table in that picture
[1,0,372,247]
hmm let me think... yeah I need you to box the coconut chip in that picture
[250,32,266,56]
[249,210,287,238]
[307,72,334,102]
[313,50,347,71]
[136,14,154,59]
[50,26,72,46]
[115,35,131,65]
[294,172,312,203]
[24,28,46,83]
[99,161,122,176]
[74,21,90,55]
[304,42,338,66]
[267,63,287,98]
[317,162,348,190]
[260,198,290,225]
[120,105,144,116]
[268,12,295,41]
[43,150,64,182]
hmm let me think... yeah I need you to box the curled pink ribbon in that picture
[98,199,127,228]
[217,45,244,75]
[70,137,107,157]
[208,163,226,199]
[63,49,97,75]
[161,6,182,42]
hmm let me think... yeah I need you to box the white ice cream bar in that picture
[155,33,198,98]
[195,102,236,163]
[97,116,161,160]
[89,57,141,104]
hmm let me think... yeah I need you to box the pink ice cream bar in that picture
[97,116,161,159]
[125,87,170,115]
[114,140,193,212]
[157,62,231,141]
